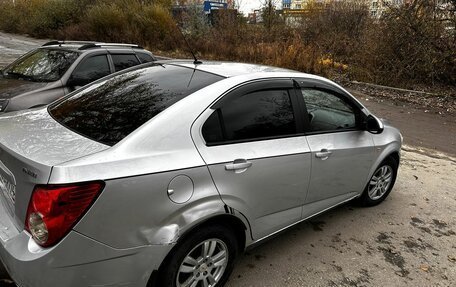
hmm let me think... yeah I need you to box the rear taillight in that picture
[25,181,105,247]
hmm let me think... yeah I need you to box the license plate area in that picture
[0,160,16,216]
[0,196,19,242]
[0,173,16,204]
[0,173,15,205]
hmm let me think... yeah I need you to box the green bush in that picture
[0,1,19,32]
[85,2,129,42]
[28,0,80,37]
[0,0,82,37]
[84,0,175,49]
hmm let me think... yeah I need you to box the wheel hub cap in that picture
[368,165,393,201]
[199,263,208,272]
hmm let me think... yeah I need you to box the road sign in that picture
[203,1,228,14]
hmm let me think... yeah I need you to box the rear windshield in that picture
[49,64,224,146]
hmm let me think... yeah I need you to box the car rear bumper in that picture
[0,197,173,287]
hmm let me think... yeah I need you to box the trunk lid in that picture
[0,108,109,229]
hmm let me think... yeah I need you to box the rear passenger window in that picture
[112,54,140,71]
[203,89,296,144]
[136,52,154,63]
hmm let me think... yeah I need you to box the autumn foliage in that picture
[0,0,454,87]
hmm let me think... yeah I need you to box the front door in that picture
[297,86,375,212]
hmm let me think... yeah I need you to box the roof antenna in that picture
[175,23,202,65]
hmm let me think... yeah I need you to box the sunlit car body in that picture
[0,41,155,113]
[0,61,401,287]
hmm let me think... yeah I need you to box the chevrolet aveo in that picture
[0,61,401,287]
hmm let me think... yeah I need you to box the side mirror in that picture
[366,115,384,134]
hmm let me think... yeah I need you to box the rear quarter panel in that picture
[74,166,227,249]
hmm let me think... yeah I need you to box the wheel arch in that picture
[363,141,401,193]
[170,213,247,258]
[389,150,400,166]
[148,213,247,287]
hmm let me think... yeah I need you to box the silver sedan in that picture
[0,61,401,287]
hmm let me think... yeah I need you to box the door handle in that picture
[225,159,252,173]
[315,149,332,160]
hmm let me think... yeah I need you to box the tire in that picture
[357,156,398,207]
[157,225,238,287]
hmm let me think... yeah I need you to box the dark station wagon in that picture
[0,41,156,113]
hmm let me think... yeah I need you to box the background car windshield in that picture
[49,64,224,146]
[4,49,79,82]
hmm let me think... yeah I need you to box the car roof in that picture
[156,60,297,78]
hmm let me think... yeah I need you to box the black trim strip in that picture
[205,132,307,147]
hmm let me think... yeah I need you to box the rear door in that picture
[192,79,312,240]
[295,80,375,213]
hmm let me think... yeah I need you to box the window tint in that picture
[4,49,79,82]
[203,89,296,144]
[202,111,224,143]
[50,64,224,146]
[136,52,154,63]
[71,55,110,85]
[112,54,140,71]
[301,89,356,132]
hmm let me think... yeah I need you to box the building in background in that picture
[247,9,265,24]
[281,0,414,19]
[174,0,233,14]
[173,0,237,26]
[282,0,330,10]
[282,0,329,25]
[368,1,451,18]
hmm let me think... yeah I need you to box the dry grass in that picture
[0,0,454,87]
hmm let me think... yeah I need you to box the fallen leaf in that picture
[420,265,429,272]
[449,255,456,263]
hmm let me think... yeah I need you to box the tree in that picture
[261,0,281,31]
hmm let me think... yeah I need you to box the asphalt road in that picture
[0,32,455,287]
[0,32,46,68]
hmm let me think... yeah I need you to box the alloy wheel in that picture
[176,238,228,287]
[368,165,393,201]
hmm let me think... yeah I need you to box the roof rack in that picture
[42,41,96,47]
[42,41,143,50]
[78,43,143,50]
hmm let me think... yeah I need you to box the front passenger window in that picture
[70,55,111,86]
[301,89,356,132]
